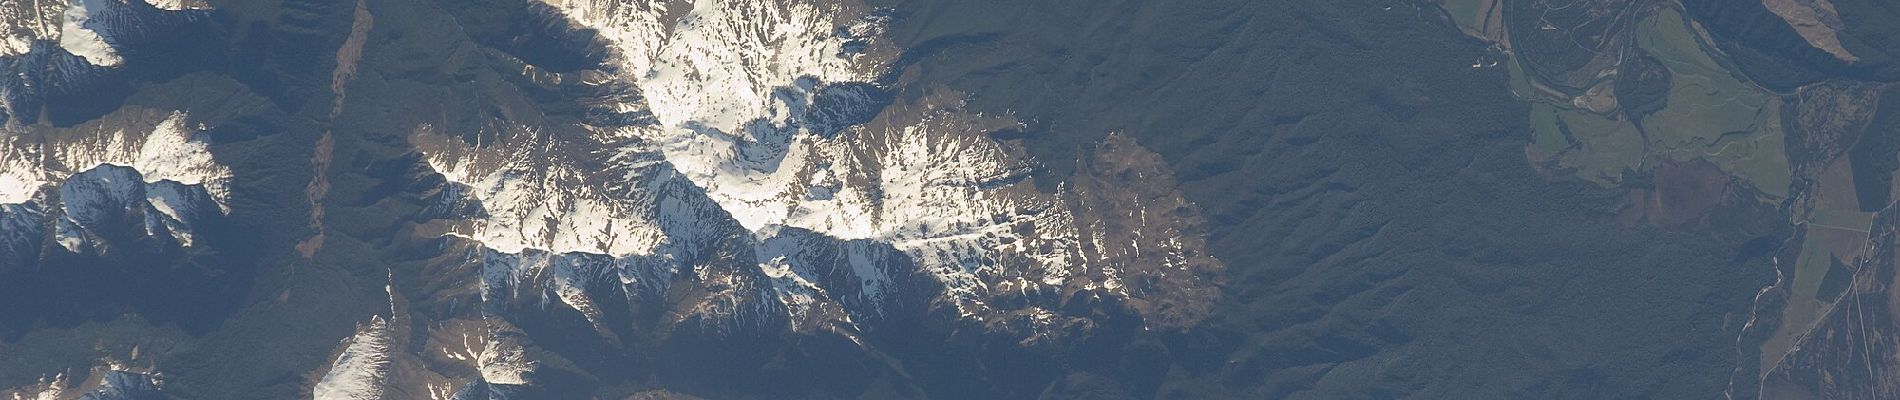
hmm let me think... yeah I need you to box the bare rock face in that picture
[1761,0,1858,63]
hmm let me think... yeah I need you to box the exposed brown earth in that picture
[332,0,374,115]
[296,131,333,259]
[300,0,374,258]
[1761,0,1859,63]
[1614,157,1732,227]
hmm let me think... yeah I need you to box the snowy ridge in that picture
[532,0,894,231]
[753,225,912,330]
[0,0,208,126]
[427,320,541,387]
[3,372,68,400]
[412,123,673,257]
[0,0,63,59]
[31,111,230,209]
[0,364,165,400]
[79,369,165,400]
[60,0,121,67]
[0,0,91,63]
[529,0,1095,327]
[309,279,547,400]
[473,334,535,386]
[314,316,395,400]
[0,0,205,66]
[412,116,795,338]
[0,110,231,263]
[538,0,883,139]
[139,0,208,11]
[410,0,1221,345]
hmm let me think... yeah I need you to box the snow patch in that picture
[60,0,122,67]
[476,337,535,386]
[0,111,234,258]
[314,317,394,400]
[416,0,1214,338]
[141,0,211,10]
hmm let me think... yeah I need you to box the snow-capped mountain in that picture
[0,0,1223,397]
[313,315,396,400]
[0,109,231,268]
[0,0,208,126]
[312,273,545,400]
[405,0,1222,354]
[0,363,166,400]
[0,0,226,269]
[0,0,204,63]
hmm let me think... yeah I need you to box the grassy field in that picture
[1792,231,1832,305]
[1441,0,1505,41]
[1708,101,1792,197]
[1441,0,1485,29]
[1526,103,1646,184]
[1520,5,1789,199]
[1792,227,1865,300]
[1637,6,1789,196]
[1529,103,1568,154]
[1759,154,1874,376]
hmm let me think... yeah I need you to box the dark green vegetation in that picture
[1681,0,1900,92]
[1616,50,1674,122]
[1849,86,1900,210]
[876,0,1783,397]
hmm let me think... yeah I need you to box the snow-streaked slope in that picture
[0,0,201,66]
[311,287,545,400]
[423,0,1073,327]
[314,316,395,400]
[59,0,121,67]
[0,109,231,264]
[0,0,208,126]
[78,369,165,400]
[411,0,1222,343]
[0,0,80,61]
[412,123,672,257]
[528,0,1094,305]
[535,0,894,232]
[2,372,69,400]
[139,0,208,11]
[34,111,230,209]
[416,320,543,399]
[0,365,166,400]
[413,119,789,337]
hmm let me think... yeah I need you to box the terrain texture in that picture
[0,0,1897,399]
